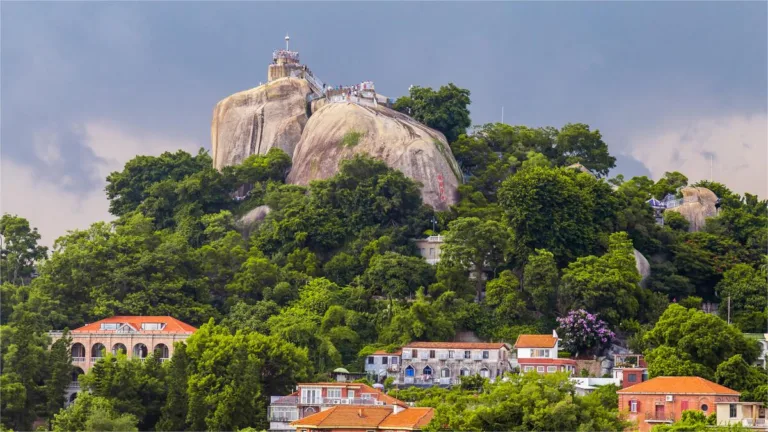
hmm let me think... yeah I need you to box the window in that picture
[537,366,545,372]
[701,404,709,412]
[547,366,557,372]
[730,404,737,418]
[429,350,436,359]
[482,351,489,359]
[681,401,688,411]
[412,349,417,358]
[532,349,550,358]
[327,388,342,399]
[464,350,471,359]
[382,356,388,364]
[448,350,455,359]
[100,323,120,330]
[423,366,433,375]
[367,357,374,365]
[524,366,534,372]
[429,248,435,257]
[141,323,164,331]
[441,368,450,378]
[391,357,398,364]
[628,373,637,382]
[630,401,638,413]
[348,390,355,399]
[405,366,415,377]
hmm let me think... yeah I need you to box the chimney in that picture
[552,329,558,339]
[358,408,363,417]
[393,405,404,414]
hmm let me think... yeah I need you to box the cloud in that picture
[630,112,767,197]
[1,121,201,248]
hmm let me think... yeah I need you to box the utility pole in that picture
[710,154,713,182]
[285,34,290,51]
[501,106,504,124]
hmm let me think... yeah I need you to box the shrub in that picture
[342,130,364,147]
[557,309,615,356]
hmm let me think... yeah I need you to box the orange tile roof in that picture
[379,407,434,430]
[297,383,407,407]
[292,406,434,430]
[513,334,557,348]
[73,316,196,334]
[403,341,508,350]
[617,377,740,395]
[291,406,392,428]
[373,350,402,356]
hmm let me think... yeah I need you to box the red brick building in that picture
[617,376,740,432]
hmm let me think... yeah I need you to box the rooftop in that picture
[291,406,433,430]
[403,341,508,350]
[617,376,740,395]
[72,316,197,334]
[513,334,558,349]
[373,350,402,356]
[296,382,407,407]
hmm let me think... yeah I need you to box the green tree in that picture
[559,232,643,324]
[643,304,760,373]
[499,166,620,265]
[362,252,435,306]
[523,249,559,316]
[156,343,190,431]
[715,264,767,332]
[440,217,511,301]
[715,354,768,403]
[0,214,48,285]
[394,83,471,143]
[52,393,138,432]
[45,333,73,428]
[185,321,311,431]
[551,123,616,177]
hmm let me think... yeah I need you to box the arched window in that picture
[441,368,450,378]
[71,343,86,360]
[154,344,169,360]
[91,343,106,358]
[133,343,148,359]
[480,368,490,378]
[423,366,433,376]
[405,365,415,377]
[71,367,85,382]
[112,343,127,355]
[460,368,470,376]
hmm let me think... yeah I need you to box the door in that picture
[655,404,665,420]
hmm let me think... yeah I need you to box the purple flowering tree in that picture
[556,309,615,356]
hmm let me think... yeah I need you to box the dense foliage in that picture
[2,82,765,430]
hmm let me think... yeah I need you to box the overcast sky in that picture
[2,2,766,247]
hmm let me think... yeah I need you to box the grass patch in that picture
[341,130,365,147]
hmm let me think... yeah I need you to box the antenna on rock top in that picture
[285,34,290,51]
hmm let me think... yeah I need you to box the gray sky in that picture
[2,2,766,247]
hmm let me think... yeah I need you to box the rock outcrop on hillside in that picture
[665,186,718,232]
[634,249,651,287]
[287,102,461,210]
[211,78,311,170]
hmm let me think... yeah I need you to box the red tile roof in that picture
[297,383,407,407]
[513,334,557,348]
[379,407,434,430]
[617,376,740,395]
[292,406,434,430]
[73,316,196,334]
[517,358,577,365]
[403,341,508,350]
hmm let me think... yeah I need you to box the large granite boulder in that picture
[634,249,651,288]
[287,102,461,210]
[211,77,311,169]
[665,186,718,232]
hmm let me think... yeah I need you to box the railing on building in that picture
[268,406,299,422]
[425,235,444,243]
[73,357,86,363]
[743,418,767,427]
[270,395,299,405]
[67,382,81,391]
[644,411,676,422]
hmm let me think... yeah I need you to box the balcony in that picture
[270,395,299,405]
[644,411,675,423]
[387,365,399,372]
[742,418,767,427]
[322,397,378,405]
[268,408,299,422]
[66,382,81,391]
[72,357,86,363]
[300,398,323,405]
[438,377,451,385]
[404,377,414,384]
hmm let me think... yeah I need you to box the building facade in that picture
[397,342,512,386]
[745,334,768,369]
[49,316,196,405]
[364,350,402,382]
[716,402,766,429]
[414,236,444,265]
[617,376,740,432]
[513,331,577,374]
[269,382,407,432]
[613,354,649,388]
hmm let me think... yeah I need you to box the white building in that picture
[513,330,577,374]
